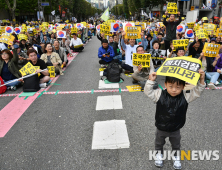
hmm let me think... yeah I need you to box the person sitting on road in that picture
[60,37,73,57]
[40,43,63,76]
[109,36,122,63]
[98,39,115,67]
[70,33,84,52]
[53,40,68,67]
[13,44,29,69]
[26,48,50,84]
[0,45,22,90]
[132,45,155,85]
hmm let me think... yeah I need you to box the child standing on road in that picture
[144,70,205,169]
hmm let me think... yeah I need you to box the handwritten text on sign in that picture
[156,57,202,85]
[100,24,110,35]
[132,53,151,67]
[172,39,189,51]
[203,43,220,57]
[125,26,141,39]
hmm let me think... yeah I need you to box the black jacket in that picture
[188,40,203,58]
[163,16,181,41]
[109,42,119,56]
[155,90,188,132]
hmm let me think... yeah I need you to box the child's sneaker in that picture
[154,153,164,168]
[173,156,182,169]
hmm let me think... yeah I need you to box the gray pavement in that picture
[0,36,221,170]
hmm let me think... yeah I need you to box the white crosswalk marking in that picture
[92,120,130,149]
[96,95,123,110]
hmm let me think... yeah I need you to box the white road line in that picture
[96,95,123,110]
[98,80,119,89]
[92,120,130,149]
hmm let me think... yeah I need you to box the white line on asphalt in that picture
[92,120,130,149]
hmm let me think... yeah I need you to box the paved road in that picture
[0,37,221,170]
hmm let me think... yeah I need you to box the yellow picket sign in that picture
[81,22,86,27]
[18,34,28,41]
[167,2,178,14]
[126,85,142,92]
[187,22,195,29]
[156,57,202,85]
[47,66,55,77]
[216,28,222,37]
[100,24,110,35]
[0,33,15,45]
[34,66,41,77]
[202,43,220,57]
[154,31,158,35]
[107,20,115,24]
[172,39,189,51]
[195,29,208,39]
[19,62,37,76]
[22,24,27,33]
[74,44,83,48]
[132,53,151,68]
[193,24,200,31]
[203,23,216,35]
[71,27,78,34]
[125,26,141,39]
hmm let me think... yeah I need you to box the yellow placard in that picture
[172,39,189,51]
[216,28,222,37]
[135,22,146,29]
[196,29,208,39]
[22,24,27,33]
[156,57,202,85]
[74,44,83,48]
[154,31,158,35]
[100,24,110,35]
[71,27,78,34]
[18,34,28,41]
[203,23,216,35]
[167,2,178,14]
[191,6,195,11]
[126,85,142,92]
[19,62,37,76]
[107,20,115,24]
[132,53,151,68]
[162,15,166,18]
[34,66,40,77]
[193,24,200,31]
[47,66,55,77]
[203,43,220,57]
[0,33,15,45]
[125,26,141,39]
[187,22,195,29]
[81,22,86,27]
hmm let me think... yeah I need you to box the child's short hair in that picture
[165,76,185,86]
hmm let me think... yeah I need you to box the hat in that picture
[13,44,20,49]
[211,38,216,42]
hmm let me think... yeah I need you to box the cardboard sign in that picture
[126,85,141,92]
[0,33,15,45]
[167,2,178,14]
[156,57,202,85]
[135,22,146,29]
[132,53,151,68]
[47,66,55,77]
[19,62,37,76]
[193,24,200,31]
[203,23,216,35]
[125,26,141,39]
[203,43,220,57]
[100,24,110,35]
[22,24,27,33]
[195,29,208,39]
[187,22,195,29]
[74,44,83,48]
[107,20,115,24]
[18,34,28,41]
[172,39,189,51]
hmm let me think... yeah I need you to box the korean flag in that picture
[110,23,120,32]
[57,31,66,38]
[176,25,185,33]
[185,29,194,39]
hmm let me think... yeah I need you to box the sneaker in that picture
[39,83,47,88]
[7,86,11,90]
[215,81,219,85]
[208,83,216,89]
[155,153,164,168]
[173,156,182,169]
[11,86,16,91]
[100,64,106,68]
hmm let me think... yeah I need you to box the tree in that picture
[1,0,16,22]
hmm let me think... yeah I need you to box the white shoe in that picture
[208,83,216,89]
[215,81,219,85]
[173,156,182,169]
[39,83,47,88]
[154,153,164,168]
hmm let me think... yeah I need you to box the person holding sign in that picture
[26,48,50,84]
[188,37,203,58]
[40,43,63,75]
[131,45,155,85]
[163,11,181,53]
[198,52,220,89]
[144,70,205,169]
[0,44,22,90]
[70,33,84,52]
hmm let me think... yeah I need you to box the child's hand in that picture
[199,69,205,85]
[149,72,157,81]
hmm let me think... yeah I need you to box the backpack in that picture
[23,74,40,92]
[106,62,122,83]
[0,76,7,94]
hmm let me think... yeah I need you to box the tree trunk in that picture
[5,0,16,23]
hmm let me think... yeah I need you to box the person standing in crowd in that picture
[163,11,181,52]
